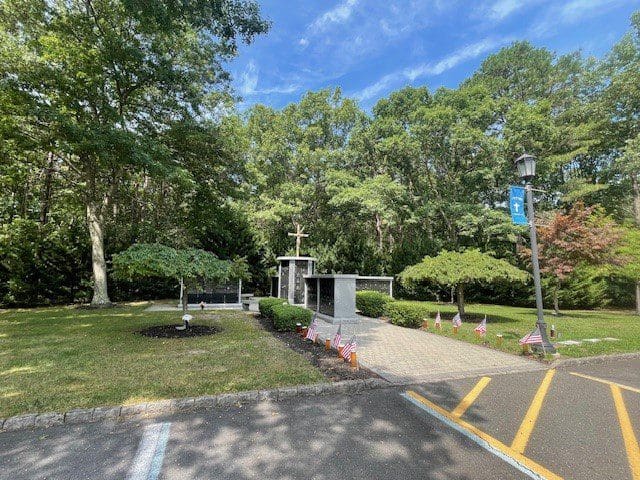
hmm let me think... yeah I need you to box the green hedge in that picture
[383,301,431,328]
[259,297,288,318]
[356,290,392,318]
[271,304,313,332]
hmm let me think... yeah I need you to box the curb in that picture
[553,351,640,368]
[0,378,390,434]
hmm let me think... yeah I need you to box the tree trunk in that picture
[636,282,640,316]
[375,213,383,250]
[39,152,55,225]
[181,278,188,313]
[632,174,640,227]
[553,288,560,316]
[87,200,112,307]
[456,284,465,318]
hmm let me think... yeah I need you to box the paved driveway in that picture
[314,316,545,384]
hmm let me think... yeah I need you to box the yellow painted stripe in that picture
[406,390,562,480]
[451,376,492,418]
[570,372,640,394]
[611,385,640,480]
[511,369,556,454]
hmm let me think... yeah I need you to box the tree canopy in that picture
[399,250,528,317]
[3,9,640,313]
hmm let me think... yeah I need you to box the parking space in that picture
[404,358,640,480]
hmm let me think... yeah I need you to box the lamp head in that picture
[515,153,536,181]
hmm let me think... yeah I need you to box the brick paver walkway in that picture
[314,316,546,384]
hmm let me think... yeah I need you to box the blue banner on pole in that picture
[510,186,528,225]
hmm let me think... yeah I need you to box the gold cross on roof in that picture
[287,222,309,257]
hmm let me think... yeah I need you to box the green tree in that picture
[112,243,247,312]
[399,249,528,317]
[0,0,268,306]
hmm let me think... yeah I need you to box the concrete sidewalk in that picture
[314,316,545,384]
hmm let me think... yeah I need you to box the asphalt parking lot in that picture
[406,357,640,480]
[0,357,637,480]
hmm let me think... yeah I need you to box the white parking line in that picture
[126,422,171,480]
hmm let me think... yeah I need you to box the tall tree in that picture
[0,0,268,306]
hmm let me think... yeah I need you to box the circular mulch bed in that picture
[137,324,221,338]
[255,315,379,382]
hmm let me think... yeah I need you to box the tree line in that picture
[1,2,639,312]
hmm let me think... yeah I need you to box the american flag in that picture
[452,312,462,328]
[331,324,342,349]
[305,316,318,341]
[519,327,543,345]
[435,311,441,327]
[341,336,357,360]
[474,316,487,335]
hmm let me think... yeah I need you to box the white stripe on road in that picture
[126,422,171,480]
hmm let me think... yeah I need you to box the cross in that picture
[288,222,309,257]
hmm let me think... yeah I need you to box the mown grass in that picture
[0,303,324,418]
[397,302,640,358]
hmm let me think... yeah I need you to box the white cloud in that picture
[238,61,300,97]
[355,37,510,101]
[487,0,525,20]
[530,0,633,37]
[310,0,359,32]
[239,61,258,96]
[298,38,309,47]
[355,73,398,101]
[407,37,508,79]
[558,0,620,22]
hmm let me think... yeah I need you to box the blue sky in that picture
[229,0,640,111]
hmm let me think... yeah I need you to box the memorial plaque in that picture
[356,277,392,296]
[280,264,289,299]
[305,277,318,310]
[187,281,240,304]
[318,278,335,317]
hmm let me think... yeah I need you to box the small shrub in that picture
[259,297,287,318]
[271,304,313,332]
[356,290,392,318]
[383,301,431,328]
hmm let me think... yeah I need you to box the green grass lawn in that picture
[404,302,640,358]
[0,304,324,418]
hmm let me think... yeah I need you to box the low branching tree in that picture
[399,249,528,318]
[112,243,248,312]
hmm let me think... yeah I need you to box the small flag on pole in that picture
[452,312,462,328]
[341,336,357,360]
[474,315,487,335]
[332,324,342,349]
[519,327,543,345]
[435,311,442,328]
[305,315,318,341]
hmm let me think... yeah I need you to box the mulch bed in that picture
[256,315,379,382]
[137,324,221,338]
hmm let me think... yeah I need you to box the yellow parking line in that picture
[511,369,556,454]
[611,385,640,480]
[570,372,640,394]
[405,390,563,480]
[451,376,491,418]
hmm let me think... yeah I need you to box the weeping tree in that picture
[399,249,528,318]
[112,243,248,312]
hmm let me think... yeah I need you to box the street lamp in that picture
[514,154,556,353]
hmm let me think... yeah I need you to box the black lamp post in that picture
[514,154,556,353]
